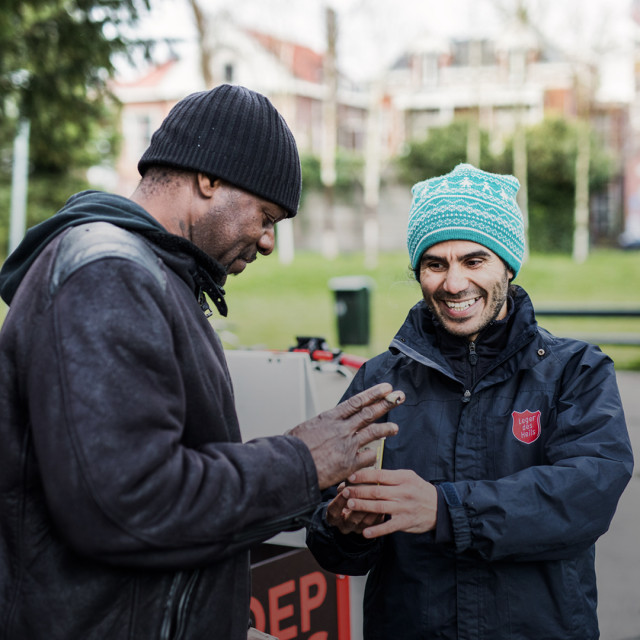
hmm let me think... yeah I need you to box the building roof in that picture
[245,29,324,83]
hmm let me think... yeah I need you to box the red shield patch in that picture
[511,410,541,444]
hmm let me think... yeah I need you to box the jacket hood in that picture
[0,190,229,316]
[0,191,166,305]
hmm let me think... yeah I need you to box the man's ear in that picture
[196,173,218,197]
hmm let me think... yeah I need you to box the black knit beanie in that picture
[138,84,302,217]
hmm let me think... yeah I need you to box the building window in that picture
[224,63,234,83]
[137,114,152,149]
[125,112,153,162]
[508,50,526,85]
[451,40,469,66]
[421,53,439,87]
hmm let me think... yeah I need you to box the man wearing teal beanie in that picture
[307,164,633,639]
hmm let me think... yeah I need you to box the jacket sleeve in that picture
[444,345,634,563]
[306,501,384,576]
[26,257,321,569]
[306,367,384,575]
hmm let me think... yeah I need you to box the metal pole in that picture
[9,118,30,254]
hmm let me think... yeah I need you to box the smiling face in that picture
[418,240,513,341]
[190,180,287,275]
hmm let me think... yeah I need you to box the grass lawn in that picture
[213,248,640,370]
[1,248,639,369]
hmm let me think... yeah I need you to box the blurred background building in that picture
[4,0,640,261]
[107,2,640,257]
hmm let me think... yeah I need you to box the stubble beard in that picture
[426,272,511,339]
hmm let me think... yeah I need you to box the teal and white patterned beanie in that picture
[407,163,525,279]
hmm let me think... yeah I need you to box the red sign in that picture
[511,409,541,444]
[250,545,351,640]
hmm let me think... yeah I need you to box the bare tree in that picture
[491,0,543,262]
[467,38,482,168]
[187,0,214,87]
[572,66,595,263]
[340,0,404,268]
[321,4,339,259]
[363,79,383,268]
[492,0,619,262]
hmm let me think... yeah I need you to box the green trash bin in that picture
[328,276,374,346]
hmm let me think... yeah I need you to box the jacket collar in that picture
[390,286,543,382]
[0,190,229,316]
[141,230,228,317]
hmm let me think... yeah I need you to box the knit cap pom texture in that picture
[407,163,525,277]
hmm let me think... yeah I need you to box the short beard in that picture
[426,267,511,336]
[487,273,510,324]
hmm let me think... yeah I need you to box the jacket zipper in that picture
[160,570,201,640]
[197,289,213,317]
[394,315,540,404]
[463,340,478,403]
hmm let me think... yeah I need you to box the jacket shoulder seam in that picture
[50,222,166,296]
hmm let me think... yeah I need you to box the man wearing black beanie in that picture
[0,84,402,640]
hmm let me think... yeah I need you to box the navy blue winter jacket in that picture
[307,287,633,640]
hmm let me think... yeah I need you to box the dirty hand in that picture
[338,468,438,538]
[325,482,385,535]
[287,383,404,490]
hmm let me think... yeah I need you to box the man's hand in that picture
[325,482,385,535]
[287,383,403,490]
[334,468,438,538]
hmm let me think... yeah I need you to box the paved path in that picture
[596,371,640,640]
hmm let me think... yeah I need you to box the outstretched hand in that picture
[287,383,404,490]
[328,468,438,538]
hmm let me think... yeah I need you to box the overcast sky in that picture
[131,0,636,97]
